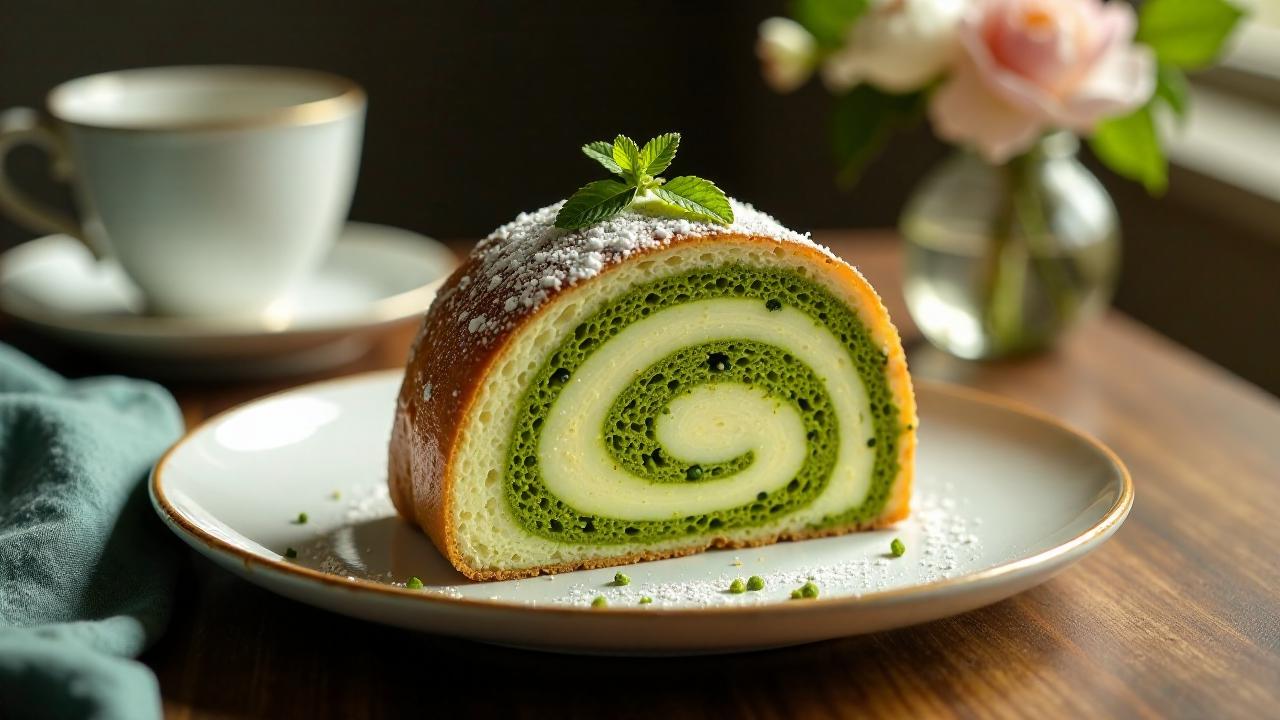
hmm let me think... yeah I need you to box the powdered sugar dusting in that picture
[282,479,987,610]
[550,488,983,608]
[344,483,393,524]
[433,198,826,340]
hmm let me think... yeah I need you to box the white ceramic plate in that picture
[151,370,1132,655]
[0,223,455,375]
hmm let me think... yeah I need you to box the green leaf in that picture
[1154,63,1190,118]
[640,133,680,176]
[1137,0,1245,69]
[582,140,623,176]
[831,85,924,187]
[612,135,642,181]
[652,176,734,224]
[1090,106,1167,195]
[554,180,637,230]
[790,0,869,50]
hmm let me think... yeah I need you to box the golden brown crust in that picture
[388,231,917,581]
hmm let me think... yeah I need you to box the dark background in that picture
[1,1,1276,393]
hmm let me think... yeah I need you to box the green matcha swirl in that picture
[504,264,900,544]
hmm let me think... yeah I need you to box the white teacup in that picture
[0,66,365,317]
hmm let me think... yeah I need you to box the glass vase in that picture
[900,133,1120,360]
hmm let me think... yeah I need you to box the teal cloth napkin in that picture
[0,345,183,720]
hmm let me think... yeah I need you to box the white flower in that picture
[822,0,966,93]
[757,17,818,93]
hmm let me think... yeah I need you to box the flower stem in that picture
[1013,164,1078,334]
[980,146,1081,356]
[980,157,1030,355]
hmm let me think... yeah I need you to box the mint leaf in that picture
[559,132,733,230]
[1154,63,1190,118]
[612,135,642,181]
[653,176,734,224]
[1090,106,1167,195]
[832,85,924,186]
[640,133,680,176]
[583,140,623,176]
[555,180,637,230]
[1137,0,1245,69]
[790,0,869,50]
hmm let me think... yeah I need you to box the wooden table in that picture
[113,233,1279,718]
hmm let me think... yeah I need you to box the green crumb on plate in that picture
[613,572,630,586]
[793,581,819,599]
[284,547,297,559]
[293,512,308,525]
[747,576,765,591]
[729,578,746,594]
[639,596,653,605]
[891,538,906,557]
[591,596,608,608]
[330,490,341,500]
[405,576,424,590]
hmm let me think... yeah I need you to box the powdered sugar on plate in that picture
[343,482,393,524]
[548,486,984,608]
[281,477,985,610]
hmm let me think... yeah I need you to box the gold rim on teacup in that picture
[45,65,365,133]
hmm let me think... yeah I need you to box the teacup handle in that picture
[0,108,94,254]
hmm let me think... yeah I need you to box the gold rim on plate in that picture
[151,372,1134,618]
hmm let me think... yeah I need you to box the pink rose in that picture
[929,0,1155,163]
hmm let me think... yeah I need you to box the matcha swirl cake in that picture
[389,201,917,580]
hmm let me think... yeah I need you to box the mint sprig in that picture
[555,132,734,230]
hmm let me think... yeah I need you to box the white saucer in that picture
[0,223,456,375]
[152,371,1133,655]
